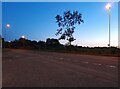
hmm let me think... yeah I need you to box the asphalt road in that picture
[2,49,118,87]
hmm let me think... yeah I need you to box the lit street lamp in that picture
[5,24,10,41]
[4,24,10,48]
[6,24,10,28]
[106,3,111,47]
[21,35,25,39]
[21,35,26,48]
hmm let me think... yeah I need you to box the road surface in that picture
[2,49,118,87]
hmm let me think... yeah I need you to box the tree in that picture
[46,38,60,49]
[38,40,46,49]
[31,40,38,49]
[55,10,84,45]
[19,37,26,48]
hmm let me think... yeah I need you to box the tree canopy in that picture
[55,10,84,45]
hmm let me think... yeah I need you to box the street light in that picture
[21,35,25,39]
[4,24,10,48]
[5,24,10,41]
[106,3,111,47]
[21,35,26,48]
[6,24,10,28]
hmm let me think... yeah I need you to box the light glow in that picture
[6,24,10,28]
[21,35,25,38]
[106,3,111,10]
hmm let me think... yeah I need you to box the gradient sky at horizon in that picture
[2,2,118,47]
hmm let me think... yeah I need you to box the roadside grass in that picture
[2,46,120,57]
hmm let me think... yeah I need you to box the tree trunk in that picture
[69,41,71,46]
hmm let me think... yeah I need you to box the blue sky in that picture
[2,2,118,47]
[0,2,1,37]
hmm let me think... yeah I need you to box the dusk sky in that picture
[2,2,118,47]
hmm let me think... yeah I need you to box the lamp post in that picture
[21,35,25,48]
[106,3,111,47]
[5,24,10,41]
[4,24,10,48]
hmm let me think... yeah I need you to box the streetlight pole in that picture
[106,3,111,47]
[108,5,111,47]
[4,24,10,48]
[21,35,25,48]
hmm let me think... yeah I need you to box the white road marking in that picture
[109,65,116,68]
[98,64,102,66]
[59,58,63,60]
[54,57,116,69]
[93,63,102,66]
[83,61,89,64]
